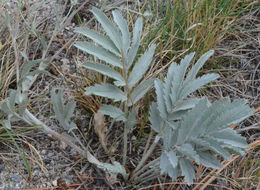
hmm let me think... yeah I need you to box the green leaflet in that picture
[74,42,122,68]
[149,102,163,133]
[51,89,77,133]
[154,79,167,119]
[168,52,195,108]
[176,144,200,164]
[128,44,156,88]
[179,73,219,98]
[99,104,126,121]
[83,62,125,86]
[128,78,155,106]
[127,18,143,69]
[184,50,214,84]
[85,83,127,102]
[112,10,130,54]
[87,150,129,180]
[75,27,120,56]
[91,7,121,50]
[179,158,196,185]
[197,151,222,169]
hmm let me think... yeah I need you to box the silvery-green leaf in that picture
[74,42,122,68]
[198,151,222,169]
[168,165,179,180]
[204,138,231,160]
[206,99,253,133]
[8,90,17,111]
[173,98,199,112]
[149,102,163,133]
[168,110,188,120]
[51,89,77,132]
[125,106,139,130]
[180,73,219,99]
[99,104,126,121]
[212,128,249,149]
[83,62,125,85]
[3,115,12,129]
[179,158,195,185]
[114,80,126,87]
[85,83,126,102]
[127,18,142,69]
[155,79,167,119]
[128,44,156,88]
[128,78,155,106]
[177,144,200,164]
[75,27,120,56]
[166,151,178,168]
[112,10,130,53]
[20,59,42,79]
[177,98,209,144]
[91,7,121,50]
[163,61,176,112]
[168,53,195,108]
[185,50,214,83]
[87,150,129,180]
[160,151,169,174]
[222,145,246,156]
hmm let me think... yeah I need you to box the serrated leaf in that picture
[127,18,142,69]
[85,83,126,102]
[166,151,178,168]
[128,78,155,106]
[185,50,214,83]
[91,7,121,50]
[198,151,222,169]
[212,128,249,149]
[74,42,122,68]
[179,158,196,185]
[83,62,125,85]
[125,106,139,130]
[160,151,169,174]
[128,44,156,88]
[99,104,126,121]
[155,79,167,119]
[75,27,120,56]
[173,98,199,112]
[149,102,163,133]
[51,89,77,132]
[112,10,130,54]
[205,138,231,160]
[170,53,195,105]
[20,59,42,79]
[87,150,129,180]
[177,144,200,164]
[180,73,219,99]
[207,99,253,132]
[176,98,209,145]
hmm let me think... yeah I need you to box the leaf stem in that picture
[130,137,160,181]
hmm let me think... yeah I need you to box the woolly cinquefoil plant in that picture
[74,7,155,165]
[74,7,254,185]
[130,51,253,184]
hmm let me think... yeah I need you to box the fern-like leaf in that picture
[91,7,121,50]
[99,104,126,121]
[85,84,127,102]
[74,42,122,68]
[83,62,125,86]
[75,27,120,56]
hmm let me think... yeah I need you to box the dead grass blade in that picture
[194,139,260,190]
